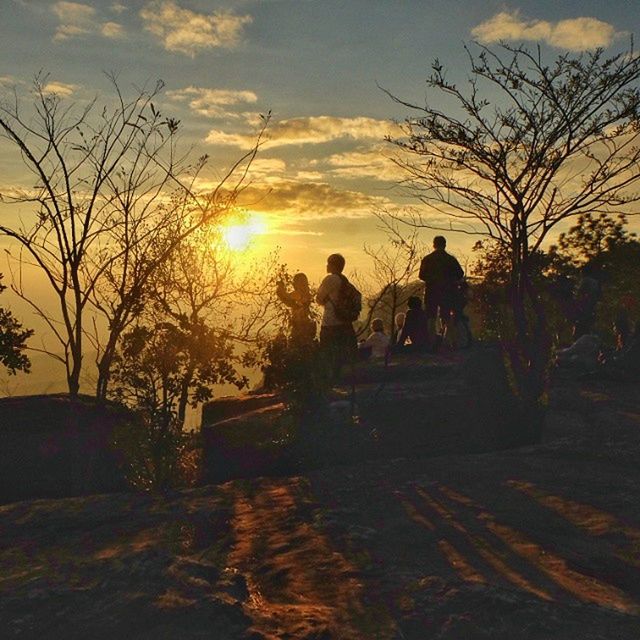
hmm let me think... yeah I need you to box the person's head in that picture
[371,317,384,333]
[292,272,310,295]
[326,253,345,274]
[407,296,422,311]
[395,312,406,330]
[433,235,446,250]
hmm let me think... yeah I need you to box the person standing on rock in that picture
[419,235,464,347]
[316,253,361,380]
[276,272,316,344]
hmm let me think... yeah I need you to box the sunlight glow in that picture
[221,214,267,251]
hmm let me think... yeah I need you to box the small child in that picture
[359,317,391,359]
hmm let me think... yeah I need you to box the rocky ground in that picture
[1,372,640,638]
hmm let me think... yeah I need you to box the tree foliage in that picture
[0,274,33,374]
[0,74,264,396]
[387,43,640,422]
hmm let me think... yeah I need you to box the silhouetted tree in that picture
[386,44,640,430]
[0,274,33,374]
[0,74,265,397]
[362,213,425,341]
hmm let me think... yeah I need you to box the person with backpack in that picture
[316,253,361,380]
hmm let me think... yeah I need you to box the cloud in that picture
[140,1,252,56]
[327,147,405,181]
[101,21,125,39]
[42,81,79,97]
[166,86,257,118]
[472,11,619,51]
[0,75,17,88]
[236,178,390,218]
[52,1,94,41]
[52,2,124,42]
[206,116,394,148]
[295,171,324,182]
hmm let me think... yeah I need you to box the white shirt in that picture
[360,331,391,359]
[316,273,343,327]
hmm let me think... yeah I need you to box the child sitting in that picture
[358,317,391,359]
[396,296,429,350]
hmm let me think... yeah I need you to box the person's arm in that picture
[315,276,330,305]
[276,283,296,308]
[418,256,428,282]
[397,312,410,345]
[451,256,464,281]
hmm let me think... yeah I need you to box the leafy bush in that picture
[261,334,331,419]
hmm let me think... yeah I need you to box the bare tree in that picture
[385,43,640,418]
[143,224,278,425]
[361,212,424,342]
[0,74,265,396]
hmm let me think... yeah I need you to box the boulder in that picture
[201,343,535,483]
[0,394,132,503]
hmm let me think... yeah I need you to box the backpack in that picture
[332,275,362,323]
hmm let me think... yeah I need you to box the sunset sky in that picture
[1,0,639,392]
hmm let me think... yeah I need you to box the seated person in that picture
[396,296,429,350]
[358,317,391,359]
[555,334,601,371]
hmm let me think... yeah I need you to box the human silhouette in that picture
[396,296,429,350]
[419,236,464,346]
[316,253,359,380]
[276,272,315,343]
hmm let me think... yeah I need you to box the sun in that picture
[221,214,267,251]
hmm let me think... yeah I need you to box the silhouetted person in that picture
[396,296,429,350]
[419,236,464,345]
[276,272,315,343]
[358,317,390,360]
[394,312,406,340]
[316,253,358,380]
[556,334,601,371]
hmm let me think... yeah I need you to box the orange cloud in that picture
[236,178,390,218]
[42,81,79,97]
[472,11,619,51]
[206,116,393,148]
[167,86,258,118]
[327,147,405,181]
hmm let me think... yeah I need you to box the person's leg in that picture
[424,293,438,346]
[320,326,339,381]
[441,304,457,348]
[335,324,357,377]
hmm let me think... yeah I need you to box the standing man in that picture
[419,236,464,346]
[316,253,359,380]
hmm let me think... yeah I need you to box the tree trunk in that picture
[506,237,551,444]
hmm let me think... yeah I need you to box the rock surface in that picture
[2,371,640,638]
[202,345,527,484]
[0,395,131,502]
